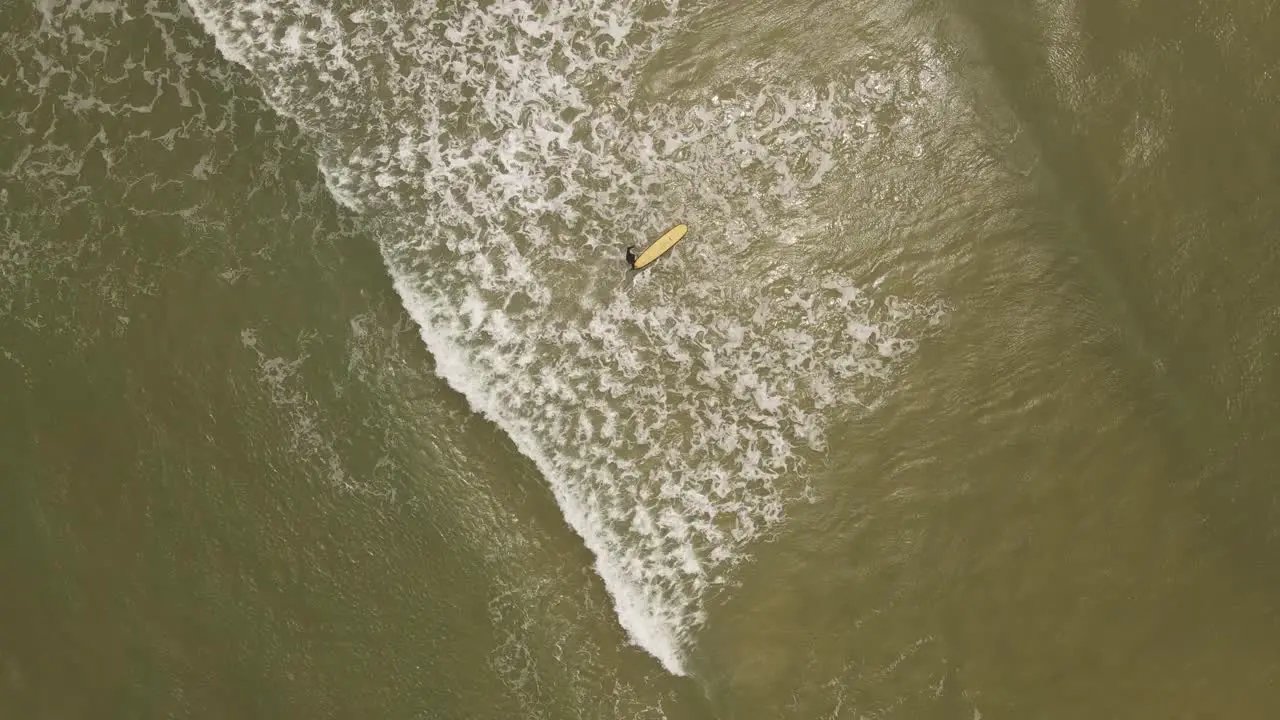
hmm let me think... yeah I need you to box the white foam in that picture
[185,0,949,675]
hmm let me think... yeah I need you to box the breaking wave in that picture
[186,0,947,674]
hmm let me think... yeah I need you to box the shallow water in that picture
[4,0,1280,717]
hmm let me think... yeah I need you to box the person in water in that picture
[625,245,638,266]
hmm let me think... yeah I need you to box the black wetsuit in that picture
[625,245,638,266]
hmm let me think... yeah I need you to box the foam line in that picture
[185,0,948,675]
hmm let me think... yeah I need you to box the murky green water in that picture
[4,0,1280,717]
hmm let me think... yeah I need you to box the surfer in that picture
[625,245,638,267]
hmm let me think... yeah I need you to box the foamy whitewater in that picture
[187,0,947,674]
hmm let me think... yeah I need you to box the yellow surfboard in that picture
[632,223,688,269]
